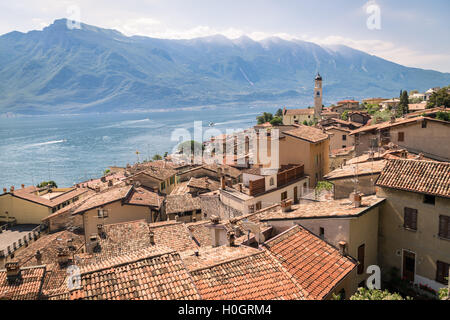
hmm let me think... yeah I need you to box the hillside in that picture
[0,18,449,114]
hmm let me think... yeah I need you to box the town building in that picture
[376,159,450,291]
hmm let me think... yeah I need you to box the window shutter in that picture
[439,215,449,239]
[436,261,449,285]
[404,207,417,230]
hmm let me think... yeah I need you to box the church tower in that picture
[314,73,323,119]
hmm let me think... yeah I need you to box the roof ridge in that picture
[189,249,263,272]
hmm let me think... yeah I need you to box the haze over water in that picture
[0,104,279,188]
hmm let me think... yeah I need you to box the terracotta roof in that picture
[337,100,359,105]
[170,181,190,195]
[42,189,97,221]
[0,265,46,300]
[90,220,152,262]
[165,194,201,215]
[128,166,177,181]
[330,146,355,157]
[350,116,449,135]
[73,185,133,214]
[12,230,84,268]
[324,160,386,180]
[186,221,212,248]
[148,221,199,253]
[260,196,385,220]
[127,187,163,208]
[10,186,88,208]
[283,125,329,143]
[284,108,315,116]
[50,247,201,300]
[376,159,450,198]
[187,177,220,192]
[188,246,306,300]
[262,225,357,299]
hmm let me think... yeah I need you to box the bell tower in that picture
[314,73,323,119]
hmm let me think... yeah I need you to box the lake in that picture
[0,104,280,188]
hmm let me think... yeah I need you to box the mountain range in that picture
[1,18,449,115]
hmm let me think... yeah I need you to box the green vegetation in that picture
[436,111,450,122]
[427,86,450,108]
[341,110,349,121]
[372,109,393,123]
[152,154,163,161]
[315,181,333,199]
[396,90,409,117]
[256,111,283,126]
[103,169,110,176]
[350,288,406,300]
[363,103,380,115]
[37,181,58,188]
[177,140,204,155]
[275,108,283,117]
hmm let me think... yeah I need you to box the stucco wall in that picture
[0,193,52,225]
[377,187,450,290]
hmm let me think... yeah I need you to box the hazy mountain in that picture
[0,18,449,114]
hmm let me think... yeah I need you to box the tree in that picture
[37,181,58,188]
[270,116,283,126]
[427,87,450,109]
[315,181,333,200]
[341,110,349,121]
[103,169,110,176]
[152,154,162,161]
[257,112,274,125]
[397,90,409,117]
[163,152,168,158]
[350,288,405,300]
[177,140,204,155]
[436,111,450,122]
[275,108,283,117]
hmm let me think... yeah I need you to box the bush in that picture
[37,181,58,188]
[350,287,405,300]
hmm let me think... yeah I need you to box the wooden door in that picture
[402,251,416,282]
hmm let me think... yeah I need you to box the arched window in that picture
[269,177,274,186]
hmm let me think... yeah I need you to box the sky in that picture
[1,0,449,72]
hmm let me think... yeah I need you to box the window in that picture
[342,145,347,149]
[439,215,450,239]
[281,191,287,201]
[269,177,274,186]
[404,207,418,230]
[436,261,449,285]
[97,209,108,218]
[170,176,175,185]
[248,205,255,214]
[161,181,166,190]
[422,121,427,128]
[398,132,405,142]
[342,135,347,141]
[423,195,435,205]
[256,202,262,211]
[357,244,365,275]
[319,227,325,239]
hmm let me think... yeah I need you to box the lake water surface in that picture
[0,104,279,187]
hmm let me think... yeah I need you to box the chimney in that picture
[3,188,6,194]
[338,241,348,256]
[5,262,21,280]
[192,216,197,223]
[21,184,25,189]
[350,192,362,208]
[57,247,70,266]
[108,180,113,187]
[238,183,243,193]
[220,176,226,190]
[281,199,293,212]
[207,216,227,247]
[95,186,101,193]
[149,231,155,245]
[35,250,42,264]
[10,186,14,192]
[210,215,220,225]
[227,231,236,247]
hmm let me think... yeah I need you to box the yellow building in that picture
[0,185,88,225]
[282,108,315,125]
[376,159,450,291]
[260,195,385,289]
[71,184,164,250]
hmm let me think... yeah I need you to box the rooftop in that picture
[165,194,201,215]
[0,265,46,300]
[148,220,199,253]
[283,125,329,144]
[324,160,386,180]
[283,108,315,116]
[376,159,450,198]
[262,225,357,300]
[187,177,220,192]
[188,246,306,300]
[260,195,385,221]
[6,186,88,208]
